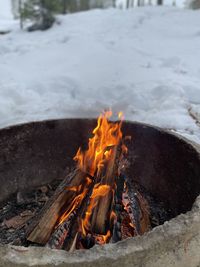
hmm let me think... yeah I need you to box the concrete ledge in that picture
[0,195,199,267]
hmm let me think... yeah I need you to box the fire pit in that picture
[0,118,200,267]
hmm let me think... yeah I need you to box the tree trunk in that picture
[127,0,130,8]
[62,0,68,14]
[157,0,163,5]
[80,0,90,11]
[19,0,23,30]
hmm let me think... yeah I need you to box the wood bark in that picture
[27,169,91,245]
[125,180,151,235]
[90,145,122,235]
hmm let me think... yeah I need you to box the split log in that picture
[111,174,125,243]
[26,169,92,245]
[90,145,122,235]
[135,191,151,234]
[47,211,75,249]
[62,178,95,251]
[125,180,151,235]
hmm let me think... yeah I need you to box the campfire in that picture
[25,110,151,251]
[0,117,200,266]
[1,111,167,251]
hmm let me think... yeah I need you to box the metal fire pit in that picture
[0,119,200,267]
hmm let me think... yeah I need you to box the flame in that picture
[80,183,111,236]
[129,222,135,228]
[74,110,123,177]
[57,177,92,227]
[75,111,125,244]
[57,111,127,248]
[118,111,124,120]
[94,230,111,245]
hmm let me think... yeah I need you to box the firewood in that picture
[47,211,75,249]
[111,174,125,243]
[69,232,79,252]
[62,178,95,251]
[125,180,151,235]
[135,191,151,234]
[26,169,92,245]
[91,145,122,235]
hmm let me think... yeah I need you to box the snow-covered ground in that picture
[0,6,200,143]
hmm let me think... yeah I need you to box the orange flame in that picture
[57,177,92,227]
[94,230,111,245]
[75,111,125,244]
[58,111,127,247]
[80,183,111,236]
[74,110,123,177]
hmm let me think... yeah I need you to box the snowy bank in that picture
[0,6,200,143]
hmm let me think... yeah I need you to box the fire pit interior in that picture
[0,116,200,252]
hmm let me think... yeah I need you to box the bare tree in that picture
[19,0,23,29]
[80,0,90,11]
[126,0,130,8]
[157,0,163,5]
[138,0,144,6]
[61,0,68,14]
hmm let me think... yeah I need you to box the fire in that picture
[27,110,151,251]
[57,176,92,227]
[94,230,111,245]
[74,110,123,177]
[57,110,127,247]
[80,183,112,236]
[74,110,124,245]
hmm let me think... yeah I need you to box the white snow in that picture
[0,0,13,19]
[0,0,16,31]
[0,6,200,143]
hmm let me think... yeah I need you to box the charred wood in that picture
[90,145,122,235]
[125,179,151,235]
[26,169,92,245]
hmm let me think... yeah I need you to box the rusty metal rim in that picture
[0,119,199,266]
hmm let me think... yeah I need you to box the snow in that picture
[0,0,13,19]
[0,6,200,143]
[116,0,185,8]
[0,0,17,31]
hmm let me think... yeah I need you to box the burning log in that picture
[90,145,122,235]
[111,174,125,243]
[47,212,75,249]
[26,169,93,245]
[62,179,96,251]
[59,145,123,249]
[135,191,151,234]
